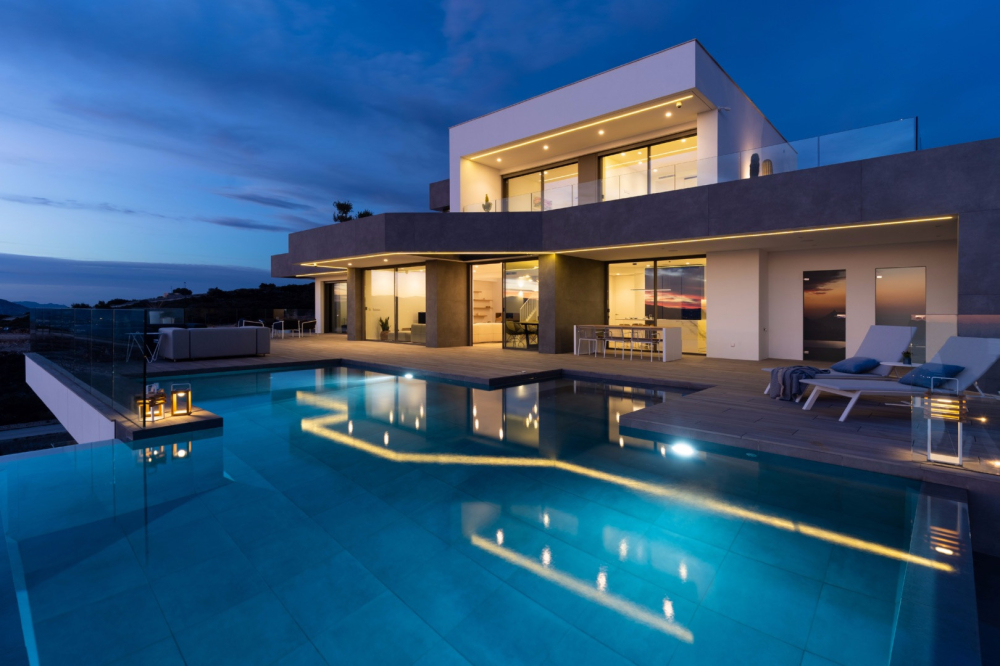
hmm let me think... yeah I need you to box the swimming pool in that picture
[0,366,966,665]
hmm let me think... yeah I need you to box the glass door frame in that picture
[603,254,707,355]
[598,129,697,200]
[363,262,426,344]
[323,280,348,334]
[501,160,578,212]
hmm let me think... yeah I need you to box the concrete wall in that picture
[539,254,606,354]
[426,260,470,347]
[767,240,958,360]
[705,249,768,360]
[346,268,365,340]
[25,355,116,444]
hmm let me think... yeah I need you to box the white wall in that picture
[459,159,503,213]
[25,355,117,444]
[766,241,958,360]
[314,279,324,332]
[705,249,768,360]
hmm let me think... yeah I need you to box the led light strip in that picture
[297,392,954,573]
[300,216,954,268]
[468,95,696,160]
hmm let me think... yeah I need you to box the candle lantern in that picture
[171,383,193,416]
[136,389,167,422]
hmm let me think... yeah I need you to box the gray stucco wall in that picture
[429,179,450,212]
[425,260,469,347]
[275,137,1000,316]
[539,254,606,354]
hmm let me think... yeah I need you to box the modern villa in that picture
[8,40,1000,666]
[271,39,998,367]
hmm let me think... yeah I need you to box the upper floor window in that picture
[503,163,578,211]
[602,134,698,201]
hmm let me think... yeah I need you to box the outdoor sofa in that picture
[158,326,270,361]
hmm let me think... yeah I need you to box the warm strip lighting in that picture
[297,391,952,572]
[303,217,954,269]
[566,216,955,255]
[470,535,694,642]
[468,95,695,160]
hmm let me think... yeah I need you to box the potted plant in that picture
[902,350,913,365]
[378,316,391,341]
[482,194,492,212]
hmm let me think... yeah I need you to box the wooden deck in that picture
[148,334,1000,491]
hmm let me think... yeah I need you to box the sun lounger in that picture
[763,325,917,398]
[799,336,1000,421]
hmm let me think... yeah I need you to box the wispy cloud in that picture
[197,216,289,232]
[0,193,176,219]
[219,191,315,211]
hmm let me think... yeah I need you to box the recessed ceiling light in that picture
[620,152,626,157]
[543,145,549,150]
[681,138,686,143]
[543,171,548,174]
[653,169,658,173]
[383,258,388,262]
[348,262,352,266]
[598,130,604,135]
[676,101,682,108]
[665,111,672,117]
[496,157,502,162]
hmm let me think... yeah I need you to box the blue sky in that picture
[0,0,996,303]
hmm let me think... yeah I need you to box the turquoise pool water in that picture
[0,366,935,665]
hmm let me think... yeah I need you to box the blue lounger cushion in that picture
[830,356,881,374]
[898,363,965,389]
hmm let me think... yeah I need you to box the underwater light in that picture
[670,442,696,458]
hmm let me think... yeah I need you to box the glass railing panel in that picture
[542,183,576,210]
[113,308,147,426]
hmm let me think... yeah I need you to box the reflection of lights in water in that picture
[618,538,629,561]
[534,403,538,414]
[175,448,187,458]
[420,405,424,417]
[348,420,353,434]
[389,412,394,424]
[415,417,420,429]
[679,562,688,582]
[616,411,620,423]
[473,405,477,417]
[400,414,405,424]
[542,512,550,529]
[474,419,479,430]
[499,428,504,440]
[470,535,693,642]
[541,546,552,568]
[525,417,530,427]
[496,529,504,546]
[662,598,675,621]
[534,420,538,429]
[660,445,667,456]
[597,567,608,592]
[935,546,954,556]
[297,391,955,574]
[383,432,389,446]
[619,437,624,448]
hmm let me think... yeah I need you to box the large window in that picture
[607,257,706,354]
[324,281,347,333]
[364,266,426,344]
[503,164,578,211]
[603,134,698,201]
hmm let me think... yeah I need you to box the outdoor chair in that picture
[763,325,917,396]
[631,328,657,361]
[505,320,526,348]
[799,336,1000,421]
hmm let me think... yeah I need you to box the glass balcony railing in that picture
[461,118,917,212]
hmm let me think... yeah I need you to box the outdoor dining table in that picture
[572,324,682,362]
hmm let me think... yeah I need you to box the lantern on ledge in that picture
[919,393,968,466]
[136,388,167,422]
[171,383,193,416]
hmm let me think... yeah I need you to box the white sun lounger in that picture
[799,336,1000,421]
[763,325,917,398]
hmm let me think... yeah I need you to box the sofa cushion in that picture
[189,328,257,359]
[158,328,190,360]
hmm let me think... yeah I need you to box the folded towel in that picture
[769,366,830,401]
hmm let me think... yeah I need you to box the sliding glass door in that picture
[503,260,540,351]
[364,266,426,344]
